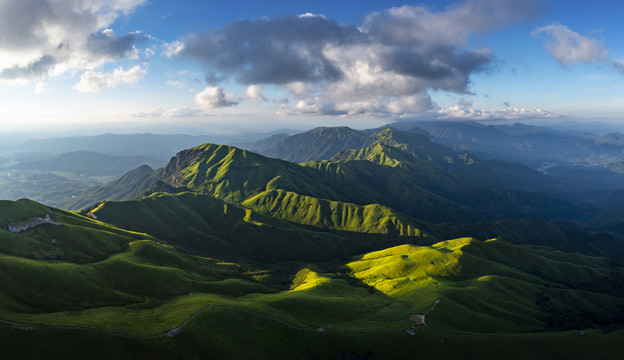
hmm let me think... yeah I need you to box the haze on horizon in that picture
[0,0,623,136]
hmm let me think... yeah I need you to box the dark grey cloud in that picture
[0,55,56,79]
[184,14,363,85]
[204,71,223,85]
[0,0,55,50]
[87,31,148,60]
[383,46,491,92]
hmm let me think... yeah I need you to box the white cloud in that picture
[299,13,326,19]
[194,86,239,109]
[74,65,146,93]
[437,105,557,120]
[0,0,148,81]
[244,85,267,102]
[163,40,185,58]
[363,0,547,46]
[162,106,203,117]
[166,80,184,88]
[34,81,48,94]
[532,23,609,65]
[280,92,432,117]
[131,106,204,118]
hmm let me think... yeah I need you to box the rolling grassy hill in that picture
[241,189,426,236]
[1,195,623,359]
[88,192,428,262]
[347,238,624,332]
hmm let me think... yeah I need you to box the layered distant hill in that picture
[8,150,164,177]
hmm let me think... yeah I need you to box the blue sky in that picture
[0,0,623,135]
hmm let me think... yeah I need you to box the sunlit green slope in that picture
[89,192,424,262]
[154,143,341,203]
[242,189,427,236]
[346,238,624,332]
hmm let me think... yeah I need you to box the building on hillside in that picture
[7,214,62,233]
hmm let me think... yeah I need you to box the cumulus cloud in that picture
[184,14,352,85]
[0,0,147,81]
[0,55,56,80]
[194,86,239,109]
[437,105,557,120]
[532,23,609,65]
[86,29,147,61]
[74,65,146,92]
[163,40,185,58]
[363,0,548,46]
[244,85,267,102]
[182,0,547,116]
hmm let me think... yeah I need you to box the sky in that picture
[0,0,623,136]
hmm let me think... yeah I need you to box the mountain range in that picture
[2,122,624,358]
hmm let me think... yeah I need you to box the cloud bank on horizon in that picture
[0,0,623,127]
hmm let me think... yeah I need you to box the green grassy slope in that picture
[154,143,342,203]
[242,188,427,236]
[0,198,154,263]
[1,235,622,358]
[89,192,422,262]
[3,312,624,360]
[347,238,624,333]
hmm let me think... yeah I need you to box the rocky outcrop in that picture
[7,214,62,233]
